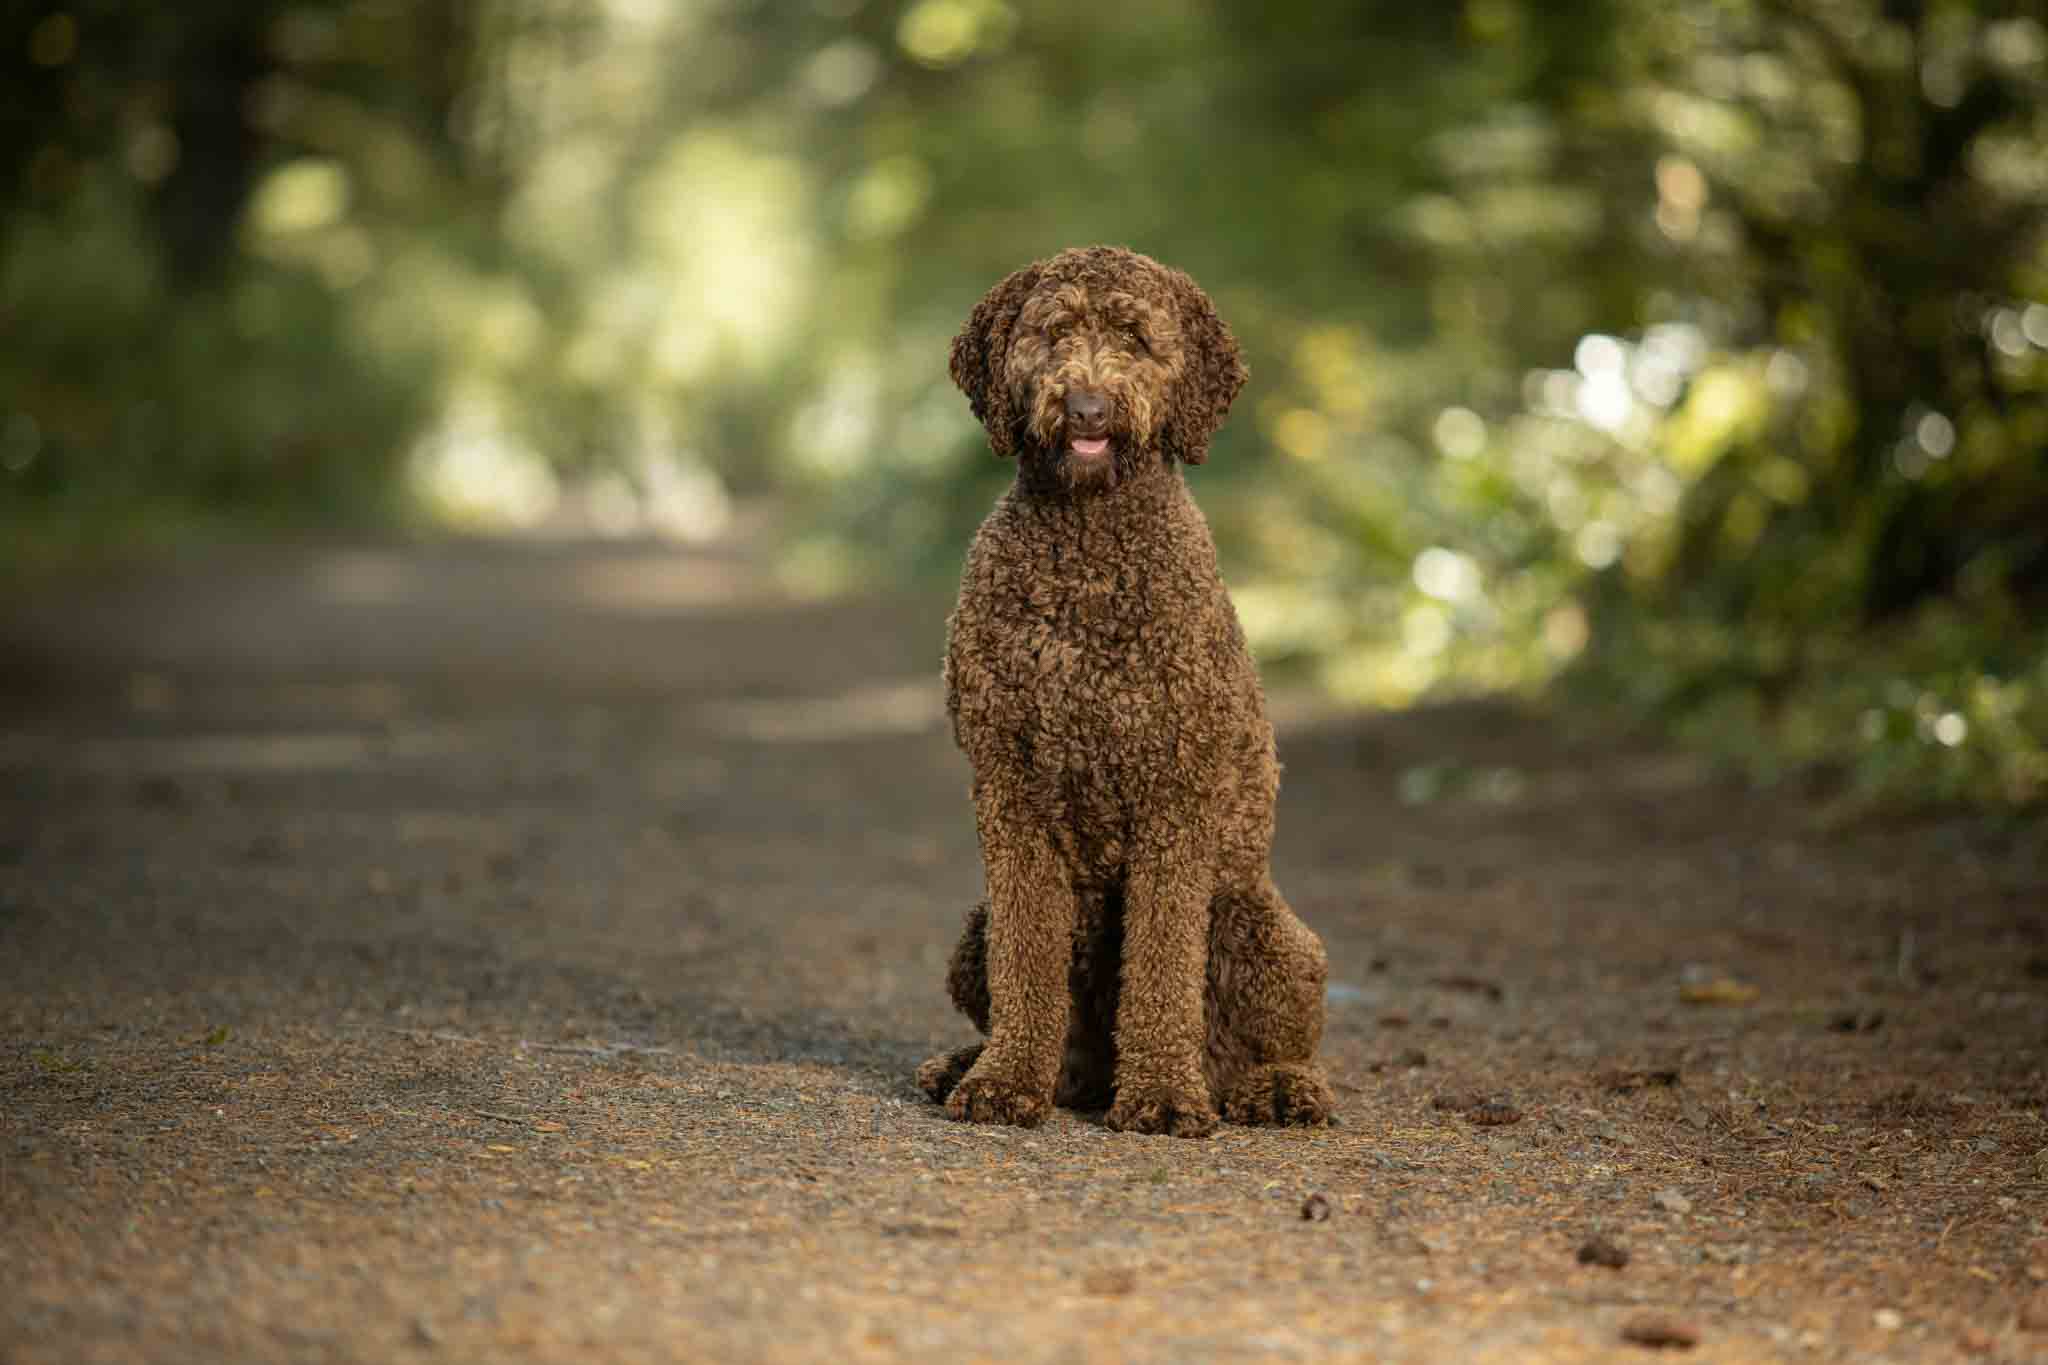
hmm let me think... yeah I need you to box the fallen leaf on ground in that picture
[1679,979,1758,1006]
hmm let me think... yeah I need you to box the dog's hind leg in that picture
[919,895,1121,1110]
[1056,885,1121,1110]
[943,901,992,1032]
[916,1043,983,1103]
[915,904,992,1102]
[1205,880,1334,1126]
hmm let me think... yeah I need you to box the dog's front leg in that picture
[1106,843,1218,1137]
[945,791,1076,1128]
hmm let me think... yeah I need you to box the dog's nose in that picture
[1064,389,1110,432]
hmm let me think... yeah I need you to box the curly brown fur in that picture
[918,246,1332,1137]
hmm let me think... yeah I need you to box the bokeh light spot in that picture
[249,159,351,235]
[1432,406,1487,460]
[29,13,77,67]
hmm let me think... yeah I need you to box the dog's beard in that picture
[1024,403,1149,495]
[1013,432,1134,495]
[1058,438,1121,491]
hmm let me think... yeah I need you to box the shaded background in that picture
[3,0,2045,806]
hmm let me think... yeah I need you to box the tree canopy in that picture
[4,0,2044,803]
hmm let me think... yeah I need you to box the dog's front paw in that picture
[945,1063,1052,1129]
[1106,1087,1218,1138]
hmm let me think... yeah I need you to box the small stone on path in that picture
[1620,1313,1699,1350]
[1082,1268,1136,1296]
[1577,1235,1629,1269]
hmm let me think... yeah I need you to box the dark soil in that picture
[3,534,2044,1363]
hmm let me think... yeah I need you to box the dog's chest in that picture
[997,558,1217,770]
[949,494,1245,806]
[1035,585,1165,723]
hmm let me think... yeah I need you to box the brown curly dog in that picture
[915,245,1334,1137]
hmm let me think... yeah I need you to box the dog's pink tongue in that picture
[1071,436,1109,457]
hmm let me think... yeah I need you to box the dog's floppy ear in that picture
[949,262,1042,459]
[1158,265,1248,466]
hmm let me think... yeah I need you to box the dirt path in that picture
[3,535,2044,1363]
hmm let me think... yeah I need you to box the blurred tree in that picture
[4,5,288,278]
[0,0,506,541]
[1652,0,2047,621]
[1543,0,2048,802]
[0,0,2040,800]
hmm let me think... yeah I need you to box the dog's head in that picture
[948,246,1248,489]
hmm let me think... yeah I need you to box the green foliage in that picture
[2,1,2042,806]
[0,175,434,558]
